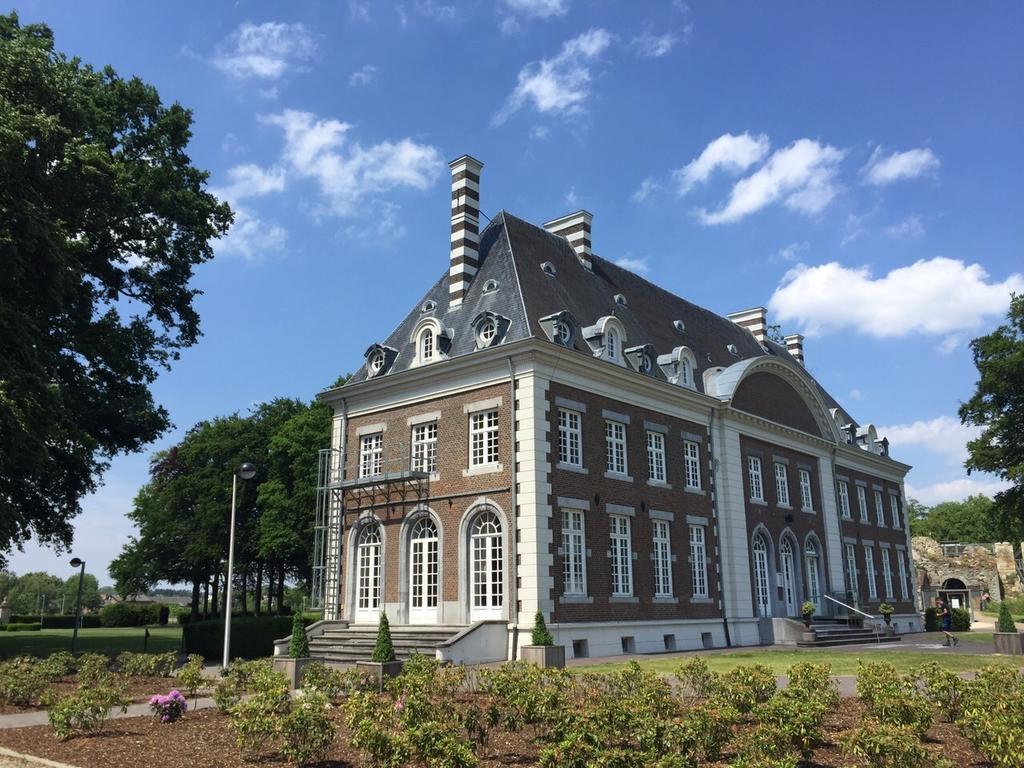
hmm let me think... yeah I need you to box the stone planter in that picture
[883,625,896,637]
[521,644,566,668]
[271,656,316,690]
[356,660,405,691]
[993,632,1024,655]
[800,631,817,644]
[882,614,892,626]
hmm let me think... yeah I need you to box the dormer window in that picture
[363,343,397,378]
[421,300,436,313]
[478,319,496,345]
[541,261,556,276]
[726,343,739,356]
[639,354,652,374]
[411,318,450,366]
[614,293,627,307]
[482,279,499,294]
[581,315,628,366]
[607,328,619,360]
[539,310,578,348]
[420,327,435,361]
[471,311,509,350]
[680,357,692,387]
[673,320,686,333]
[369,350,385,374]
[657,346,698,389]
[625,344,658,377]
[556,321,572,345]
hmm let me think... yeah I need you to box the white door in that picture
[470,511,503,621]
[753,533,772,617]
[805,541,821,614]
[409,518,439,624]
[354,525,382,623]
[780,538,797,617]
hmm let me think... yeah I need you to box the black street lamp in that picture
[69,557,85,654]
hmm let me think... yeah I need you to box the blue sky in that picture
[9,1,1023,583]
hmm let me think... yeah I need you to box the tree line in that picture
[0,570,102,615]
[109,393,336,620]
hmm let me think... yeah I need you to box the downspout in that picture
[708,407,732,647]
[335,398,348,622]
[507,357,520,660]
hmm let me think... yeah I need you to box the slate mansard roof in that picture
[344,209,855,430]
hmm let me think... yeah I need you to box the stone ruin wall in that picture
[912,536,1022,600]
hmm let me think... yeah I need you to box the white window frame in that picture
[606,327,619,361]
[680,356,693,388]
[557,409,582,468]
[609,514,633,597]
[874,490,885,527]
[748,456,764,502]
[605,420,628,476]
[799,469,813,511]
[411,421,438,474]
[653,520,673,598]
[890,495,901,529]
[897,550,910,601]
[683,440,701,490]
[469,409,499,468]
[419,327,435,363]
[857,485,869,522]
[689,524,708,599]
[864,546,878,600]
[562,509,587,596]
[881,548,894,599]
[838,481,851,519]
[359,432,383,478]
[646,430,666,484]
[845,542,858,597]
[775,463,790,506]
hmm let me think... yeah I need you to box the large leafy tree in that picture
[960,294,1024,538]
[909,494,999,543]
[0,13,231,567]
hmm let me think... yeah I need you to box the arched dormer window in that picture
[420,327,435,362]
[657,346,698,389]
[607,328,618,360]
[410,318,450,367]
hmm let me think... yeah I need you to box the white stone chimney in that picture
[449,155,483,306]
[727,307,768,345]
[543,210,593,269]
[784,333,805,365]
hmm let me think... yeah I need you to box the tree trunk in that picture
[277,563,286,614]
[202,580,209,619]
[211,568,220,620]
[190,579,200,621]
[254,560,263,617]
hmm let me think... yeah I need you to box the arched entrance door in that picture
[409,517,439,624]
[805,539,822,614]
[752,532,772,617]
[470,510,503,621]
[354,524,382,623]
[780,537,798,616]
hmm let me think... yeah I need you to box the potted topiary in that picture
[800,601,816,629]
[355,612,404,690]
[272,611,315,689]
[878,603,895,635]
[993,601,1024,655]
[520,611,565,668]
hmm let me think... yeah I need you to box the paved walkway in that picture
[0,697,217,731]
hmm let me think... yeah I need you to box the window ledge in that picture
[749,498,768,507]
[777,503,793,510]
[609,596,639,604]
[463,463,503,477]
[689,597,713,604]
[652,596,679,604]
[646,479,672,489]
[604,471,634,483]
[556,463,589,475]
[684,486,706,496]
[558,595,594,605]
[801,507,816,514]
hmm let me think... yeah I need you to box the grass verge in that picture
[0,626,182,658]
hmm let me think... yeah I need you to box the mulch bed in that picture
[0,675,202,716]
[0,699,991,767]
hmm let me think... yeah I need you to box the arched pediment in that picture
[708,357,840,442]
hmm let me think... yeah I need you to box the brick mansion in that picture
[307,155,919,662]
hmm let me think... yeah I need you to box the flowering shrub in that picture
[0,657,49,706]
[48,673,129,740]
[149,690,187,723]
[118,651,178,678]
[280,688,336,766]
[301,660,372,702]
[176,653,205,701]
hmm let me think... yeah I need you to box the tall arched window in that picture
[470,511,503,620]
[680,357,692,387]
[780,537,797,616]
[355,524,382,622]
[606,328,618,360]
[419,328,435,362]
[409,518,439,623]
[752,532,772,617]
[805,539,821,613]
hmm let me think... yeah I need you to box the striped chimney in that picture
[727,307,768,345]
[449,155,484,306]
[543,210,593,269]
[784,333,805,365]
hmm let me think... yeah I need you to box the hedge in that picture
[924,607,938,631]
[100,603,161,627]
[9,615,103,630]
[182,615,315,660]
[951,607,971,632]
[3,622,42,632]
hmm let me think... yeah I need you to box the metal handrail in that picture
[822,593,874,621]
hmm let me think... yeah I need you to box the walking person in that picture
[940,599,958,646]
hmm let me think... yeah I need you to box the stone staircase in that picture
[796,619,900,648]
[308,623,465,663]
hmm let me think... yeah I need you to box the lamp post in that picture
[69,558,85,654]
[222,462,256,670]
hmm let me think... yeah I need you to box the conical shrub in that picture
[371,612,396,662]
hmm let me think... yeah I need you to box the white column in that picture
[817,456,846,596]
[711,415,754,621]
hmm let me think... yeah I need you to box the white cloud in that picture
[500,16,521,34]
[879,415,982,466]
[502,0,569,18]
[415,0,456,20]
[699,139,844,224]
[630,31,678,58]
[615,256,650,275]
[769,257,1024,337]
[775,240,809,263]
[349,1,372,22]
[214,163,287,203]
[262,109,443,217]
[906,477,1011,506]
[215,206,288,262]
[214,21,315,80]
[529,125,550,141]
[885,215,925,238]
[674,132,770,195]
[863,147,940,186]
[633,176,661,203]
[565,186,580,207]
[848,388,864,401]
[937,335,962,355]
[349,64,378,86]
[493,28,612,124]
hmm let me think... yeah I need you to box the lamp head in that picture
[237,462,257,481]
[70,557,84,568]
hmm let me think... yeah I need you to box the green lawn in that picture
[575,647,1024,677]
[0,626,182,659]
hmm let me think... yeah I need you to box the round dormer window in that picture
[478,319,497,345]
[639,354,652,374]
[368,351,385,374]
[556,321,572,345]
